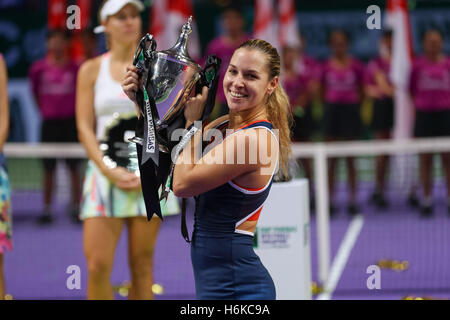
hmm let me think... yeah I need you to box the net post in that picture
[314,143,330,285]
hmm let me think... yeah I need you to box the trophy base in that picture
[128,137,169,153]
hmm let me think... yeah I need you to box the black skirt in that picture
[323,103,362,139]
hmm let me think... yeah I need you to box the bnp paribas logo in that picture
[254,226,298,249]
[253,228,259,248]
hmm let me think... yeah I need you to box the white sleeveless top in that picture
[94,53,136,140]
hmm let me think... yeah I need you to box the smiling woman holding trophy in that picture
[123,24,291,297]
[75,0,179,300]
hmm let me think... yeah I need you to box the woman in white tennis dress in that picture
[76,0,179,299]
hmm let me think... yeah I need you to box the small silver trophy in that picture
[100,113,139,175]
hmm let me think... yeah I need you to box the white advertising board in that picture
[254,179,312,300]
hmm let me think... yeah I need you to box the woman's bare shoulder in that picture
[78,55,102,83]
[204,114,229,131]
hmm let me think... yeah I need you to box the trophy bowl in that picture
[148,47,201,129]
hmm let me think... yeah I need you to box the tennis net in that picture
[291,137,450,300]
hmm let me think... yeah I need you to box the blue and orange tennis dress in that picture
[191,120,278,300]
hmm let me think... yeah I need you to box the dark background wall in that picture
[1,0,450,78]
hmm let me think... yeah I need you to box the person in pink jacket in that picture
[29,29,82,224]
[320,29,365,216]
[409,29,450,217]
[365,30,394,209]
[281,36,319,209]
[203,4,250,119]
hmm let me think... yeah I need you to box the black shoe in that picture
[69,204,81,224]
[420,203,434,218]
[329,203,337,217]
[370,191,379,203]
[71,213,82,224]
[310,197,316,213]
[370,192,388,209]
[347,203,360,216]
[408,193,419,208]
[38,214,53,224]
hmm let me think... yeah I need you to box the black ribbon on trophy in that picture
[128,17,221,241]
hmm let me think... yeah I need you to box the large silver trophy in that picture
[131,17,221,232]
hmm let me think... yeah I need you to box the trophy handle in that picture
[128,136,143,145]
[133,33,156,66]
[132,34,152,119]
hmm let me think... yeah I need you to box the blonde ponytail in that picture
[267,84,293,178]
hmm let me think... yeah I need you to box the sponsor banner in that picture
[254,226,298,249]
[254,179,312,300]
